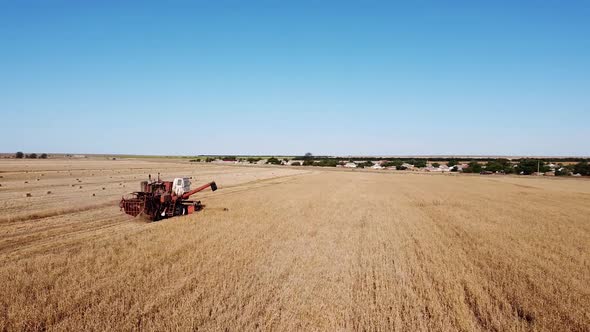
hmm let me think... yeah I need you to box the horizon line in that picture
[2,152,589,159]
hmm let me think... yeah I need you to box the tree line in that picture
[15,152,48,159]
[190,153,590,176]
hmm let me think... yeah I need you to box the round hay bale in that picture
[47,191,52,194]
[25,193,32,197]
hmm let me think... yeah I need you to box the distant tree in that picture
[396,165,407,170]
[450,166,459,172]
[266,157,281,165]
[432,163,440,168]
[573,161,590,176]
[555,167,570,176]
[356,161,374,168]
[27,153,38,159]
[302,160,314,166]
[205,157,215,163]
[463,161,482,173]
[303,152,313,160]
[247,157,261,164]
[447,159,458,167]
[516,159,549,175]
[413,160,427,168]
[40,153,48,159]
[382,160,402,168]
[15,151,24,159]
[316,159,339,167]
[485,158,512,173]
[291,161,301,166]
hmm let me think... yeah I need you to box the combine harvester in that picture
[120,174,217,221]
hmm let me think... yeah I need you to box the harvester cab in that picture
[119,174,217,221]
[172,177,191,196]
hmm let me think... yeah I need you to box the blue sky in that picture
[1,1,588,156]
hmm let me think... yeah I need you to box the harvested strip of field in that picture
[0,159,308,221]
[0,163,589,331]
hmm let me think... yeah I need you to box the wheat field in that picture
[0,159,589,331]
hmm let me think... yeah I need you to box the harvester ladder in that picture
[165,202,176,217]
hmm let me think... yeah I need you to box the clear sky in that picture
[1,1,588,156]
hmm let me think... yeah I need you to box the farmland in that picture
[0,158,589,331]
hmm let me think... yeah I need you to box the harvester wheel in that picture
[174,204,184,216]
[194,201,203,211]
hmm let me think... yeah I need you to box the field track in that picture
[0,159,589,331]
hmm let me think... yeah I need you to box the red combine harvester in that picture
[120,173,217,221]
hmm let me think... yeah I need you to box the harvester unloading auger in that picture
[120,173,217,221]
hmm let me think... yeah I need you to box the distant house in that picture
[287,160,304,166]
[401,163,414,169]
[344,162,357,168]
[371,164,383,170]
[427,164,451,172]
[213,159,235,164]
[450,163,469,172]
[439,165,450,172]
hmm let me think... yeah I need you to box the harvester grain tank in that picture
[119,173,217,221]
